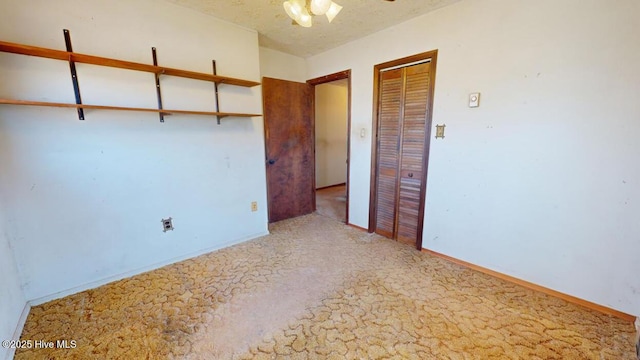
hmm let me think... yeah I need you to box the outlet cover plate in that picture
[162,217,174,232]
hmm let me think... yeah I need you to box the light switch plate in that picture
[469,93,480,107]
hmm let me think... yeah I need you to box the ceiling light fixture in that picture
[310,0,332,15]
[324,2,343,23]
[283,0,342,27]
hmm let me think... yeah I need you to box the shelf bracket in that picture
[152,47,164,123]
[63,29,84,120]
[212,60,221,125]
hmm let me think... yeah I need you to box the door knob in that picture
[408,173,414,178]
[268,159,276,165]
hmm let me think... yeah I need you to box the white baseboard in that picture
[4,302,31,360]
[28,231,269,306]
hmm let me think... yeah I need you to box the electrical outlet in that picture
[161,217,173,232]
[251,201,258,212]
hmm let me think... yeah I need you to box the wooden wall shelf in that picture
[0,41,261,87]
[0,99,261,118]
[0,31,262,123]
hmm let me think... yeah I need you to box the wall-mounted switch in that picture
[251,201,258,212]
[469,93,480,107]
[435,124,446,139]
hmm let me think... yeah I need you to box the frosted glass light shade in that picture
[283,0,305,21]
[296,9,313,27]
[325,2,342,23]
[310,0,332,15]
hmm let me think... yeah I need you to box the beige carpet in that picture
[15,214,636,359]
[316,184,346,223]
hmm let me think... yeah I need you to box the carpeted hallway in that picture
[15,214,636,359]
[316,184,347,223]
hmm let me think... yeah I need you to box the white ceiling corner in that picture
[163,0,462,58]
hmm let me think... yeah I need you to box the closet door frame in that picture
[368,50,438,250]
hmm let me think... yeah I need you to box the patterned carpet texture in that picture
[16,214,636,359]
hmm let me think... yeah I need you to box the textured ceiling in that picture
[163,0,462,58]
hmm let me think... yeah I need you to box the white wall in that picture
[0,0,268,303]
[259,47,307,83]
[315,81,348,188]
[306,0,640,316]
[0,205,26,360]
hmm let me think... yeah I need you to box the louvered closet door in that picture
[374,62,432,248]
[396,62,431,246]
[374,68,403,239]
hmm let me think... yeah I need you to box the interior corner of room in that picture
[1,0,639,358]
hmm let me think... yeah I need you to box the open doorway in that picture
[308,71,351,224]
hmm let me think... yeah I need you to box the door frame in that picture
[367,51,438,249]
[307,70,352,224]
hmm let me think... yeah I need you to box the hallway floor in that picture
[315,184,346,223]
[15,214,636,359]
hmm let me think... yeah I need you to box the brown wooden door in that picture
[396,62,431,245]
[373,60,435,248]
[262,77,315,223]
[374,68,403,239]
